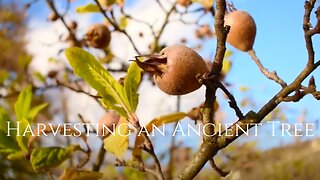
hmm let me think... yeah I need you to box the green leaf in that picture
[0,107,12,132]
[18,54,32,70]
[65,47,131,117]
[30,145,79,172]
[104,118,129,158]
[14,85,32,122]
[124,62,141,112]
[33,71,46,83]
[100,99,128,118]
[59,168,103,180]
[76,3,100,14]
[0,108,20,152]
[27,103,48,122]
[0,70,8,84]
[7,151,26,160]
[15,119,31,152]
[0,132,20,153]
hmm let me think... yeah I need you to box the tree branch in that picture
[178,0,228,178]
[178,1,320,179]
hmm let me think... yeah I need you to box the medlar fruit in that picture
[85,24,111,49]
[136,45,209,95]
[68,21,78,30]
[225,10,256,52]
[98,111,120,138]
[48,12,58,22]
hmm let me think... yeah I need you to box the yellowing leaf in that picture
[104,118,129,158]
[146,112,187,132]
[239,86,250,92]
[76,4,100,14]
[221,59,231,76]
[119,16,128,29]
[225,50,232,58]
[59,168,103,180]
[98,0,116,7]
[124,62,141,112]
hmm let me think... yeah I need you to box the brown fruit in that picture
[98,111,120,138]
[48,13,58,22]
[225,11,256,52]
[177,0,191,7]
[47,70,58,79]
[68,21,78,30]
[85,24,111,49]
[136,45,209,95]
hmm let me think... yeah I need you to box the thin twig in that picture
[216,82,244,119]
[140,132,165,180]
[45,0,80,46]
[115,159,161,179]
[155,0,167,12]
[167,95,181,179]
[56,80,101,98]
[209,158,230,177]
[152,2,177,53]
[93,0,141,54]
[248,49,287,87]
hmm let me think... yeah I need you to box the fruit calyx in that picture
[134,55,168,77]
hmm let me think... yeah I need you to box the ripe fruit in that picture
[98,111,120,138]
[48,13,58,22]
[68,21,78,30]
[177,0,191,7]
[224,10,256,52]
[136,45,209,95]
[85,24,111,49]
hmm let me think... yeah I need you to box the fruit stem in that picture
[248,49,287,87]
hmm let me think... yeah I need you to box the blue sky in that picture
[14,0,320,150]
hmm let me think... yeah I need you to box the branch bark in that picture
[178,0,228,179]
